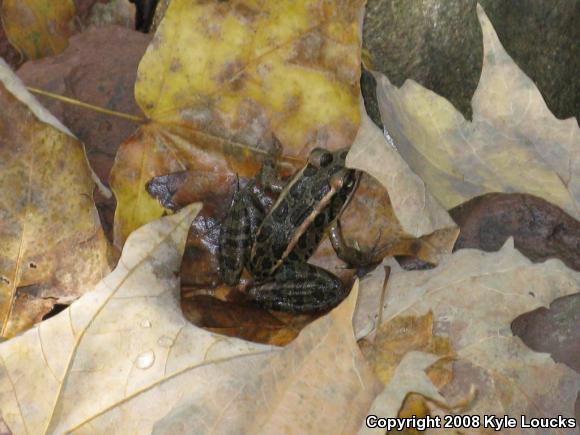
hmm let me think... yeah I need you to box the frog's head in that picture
[306,148,358,199]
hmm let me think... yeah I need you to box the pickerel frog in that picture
[219,148,379,313]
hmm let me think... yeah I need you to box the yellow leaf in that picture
[136,0,362,155]
[1,0,75,59]
[112,0,365,245]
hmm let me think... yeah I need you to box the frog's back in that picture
[249,156,356,279]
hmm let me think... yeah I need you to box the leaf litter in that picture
[0,1,578,434]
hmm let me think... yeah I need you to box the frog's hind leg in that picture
[249,263,347,313]
[219,181,270,286]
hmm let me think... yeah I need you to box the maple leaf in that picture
[374,5,579,220]
[110,0,365,246]
[0,60,110,338]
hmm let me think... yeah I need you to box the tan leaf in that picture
[153,281,382,434]
[0,205,381,434]
[375,5,579,220]
[0,60,110,338]
[344,110,459,263]
[359,239,580,426]
[358,352,445,434]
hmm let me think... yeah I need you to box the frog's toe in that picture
[249,264,348,313]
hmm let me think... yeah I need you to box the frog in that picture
[218,147,381,313]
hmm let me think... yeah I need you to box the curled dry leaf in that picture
[0,60,110,338]
[358,239,580,427]
[375,5,580,220]
[111,0,365,247]
[343,111,459,263]
[0,0,76,59]
[0,206,381,434]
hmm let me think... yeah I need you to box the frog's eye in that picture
[344,176,355,189]
[308,148,333,168]
[319,152,333,167]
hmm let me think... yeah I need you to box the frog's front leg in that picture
[328,220,385,268]
[249,263,346,313]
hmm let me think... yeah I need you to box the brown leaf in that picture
[359,311,453,387]
[451,193,580,271]
[512,293,580,372]
[0,60,110,337]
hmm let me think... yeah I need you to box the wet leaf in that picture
[0,208,381,433]
[1,0,76,59]
[358,239,580,424]
[375,5,579,220]
[0,60,110,337]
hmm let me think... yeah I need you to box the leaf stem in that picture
[26,86,147,123]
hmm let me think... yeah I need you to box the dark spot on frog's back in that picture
[314,213,326,228]
[272,242,285,258]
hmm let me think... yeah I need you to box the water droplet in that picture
[140,319,152,328]
[157,336,174,348]
[135,350,155,369]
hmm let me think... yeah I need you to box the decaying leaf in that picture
[17,25,151,243]
[0,0,76,59]
[0,205,381,434]
[375,5,579,220]
[0,60,110,338]
[451,193,580,271]
[359,311,453,387]
[111,0,365,246]
[358,239,580,425]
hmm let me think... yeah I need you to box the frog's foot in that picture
[249,263,348,313]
